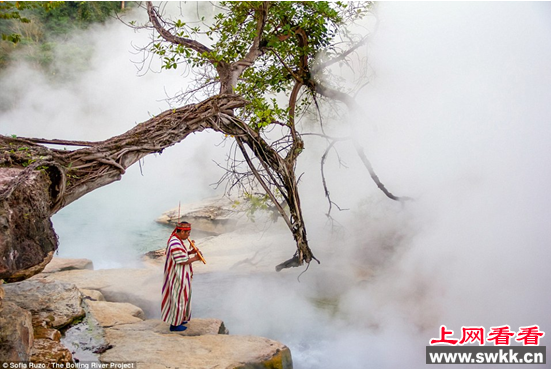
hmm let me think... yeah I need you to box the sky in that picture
[1,2,550,368]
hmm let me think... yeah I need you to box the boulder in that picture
[86,300,145,328]
[80,288,105,301]
[0,301,33,361]
[2,279,80,364]
[101,320,292,369]
[33,326,61,341]
[3,279,85,329]
[0,167,58,282]
[30,338,73,364]
[42,257,94,273]
[3,251,54,283]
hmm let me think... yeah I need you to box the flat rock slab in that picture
[42,257,94,273]
[101,327,292,369]
[86,300,145,328]
[34,268,159,293]
[109,318,228,336]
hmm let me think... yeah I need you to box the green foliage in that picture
[3,144,46,168]
[0,1,127,72]
[0,2,49,23]
[245,96,288,131]
[229,189,287,222]
[0,1,62,43]
[244,192,270,221]
[37,1,123,36]
[151,1,370,130]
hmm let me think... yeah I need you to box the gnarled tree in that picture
[0,1,406,282]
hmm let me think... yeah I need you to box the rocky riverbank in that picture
[0,198,300,367]
[1,257,293,368]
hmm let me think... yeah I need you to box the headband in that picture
[174,222,191,231]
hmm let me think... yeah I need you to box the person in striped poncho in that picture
[161,222,202,331]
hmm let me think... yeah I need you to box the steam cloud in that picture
[1,2,550,368]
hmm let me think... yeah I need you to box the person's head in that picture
[174,222,191,239]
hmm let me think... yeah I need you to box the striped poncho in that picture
[161,234,193,325]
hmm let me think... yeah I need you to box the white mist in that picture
[0,3,550,368]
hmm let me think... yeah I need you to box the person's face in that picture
[181,229,191,239]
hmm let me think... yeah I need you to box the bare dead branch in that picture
[312,35,369,74]
[311,82,411,202]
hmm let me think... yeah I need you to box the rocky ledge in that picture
[156,196,242,235]
[0,258,293,368]
[100,320,291,369]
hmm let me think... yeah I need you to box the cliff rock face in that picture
[0,168,58,282]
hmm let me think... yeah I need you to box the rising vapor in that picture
[0,2,549,368]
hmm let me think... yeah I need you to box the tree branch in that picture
[312,35,369,74]
[285,81,304,163]
[22,137,97,147]
[146,1,215,60]
[234,137,293,231]
[352,140,412,202]
[231,2,270,76]
[312,82,411,202]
